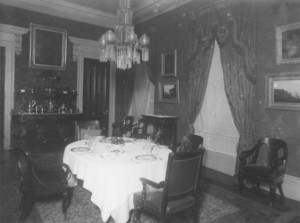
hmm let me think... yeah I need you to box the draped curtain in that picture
[219,2,258,175]
[185,1,258,175]
[185,12,217,133]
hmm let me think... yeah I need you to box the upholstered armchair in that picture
[174,134,204,153]
[238,137,288,206]
[133,150,205,223]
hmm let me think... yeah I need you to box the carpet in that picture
[0,181,286,223]
[34,183,282,223]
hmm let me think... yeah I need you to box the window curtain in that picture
[219,2,258,176]
[184,12,217,133]
[129,63,155,122]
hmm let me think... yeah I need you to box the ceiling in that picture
[0,0,196,28]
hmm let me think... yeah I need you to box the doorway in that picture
[82,58,110,135]
[0,47,4,148]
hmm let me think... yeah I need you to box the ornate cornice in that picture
[0,0,117,28]
[69,37,100,62]
[0,24,28,55]
[133,0,193,24]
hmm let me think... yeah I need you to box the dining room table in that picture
[63,136,172,223]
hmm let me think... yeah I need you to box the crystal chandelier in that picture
[98,0,150,70]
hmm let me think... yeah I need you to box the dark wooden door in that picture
[83,58,109,135]
[0,47,5,148]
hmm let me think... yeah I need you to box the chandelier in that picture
[98,0,150,70]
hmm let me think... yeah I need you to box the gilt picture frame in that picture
[161,49,177,77]
[266,73,300,110]
[158,80,179,103]
[29,23,67,70]
[276,22,300,65]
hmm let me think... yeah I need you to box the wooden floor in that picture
[1,148,300,223]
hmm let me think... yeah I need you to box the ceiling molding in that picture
[0,0,117,28]
[133,0,193,24]
[0,0,193,27]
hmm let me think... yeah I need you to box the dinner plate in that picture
[71,147,90,153]
[110,149,125,154]
[135,155,157,161]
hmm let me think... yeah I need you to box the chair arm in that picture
[271,157,287,172]
[140,177,165,189]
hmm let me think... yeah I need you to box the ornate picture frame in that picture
[266,73,300,110]
[161,49,177,77]
[158,80,179,103]
[276,22,300,65]
[29,23,67,70]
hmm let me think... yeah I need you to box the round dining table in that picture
[63,137,171,223]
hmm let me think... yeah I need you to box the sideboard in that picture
[11,113,83,153]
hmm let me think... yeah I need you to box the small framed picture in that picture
[266,73,300,110]
[161,49,177,77]
[158,80,179,103]
[276,22,300,64]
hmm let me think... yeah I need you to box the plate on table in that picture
[71,147,90,153]
[109,149,125,154]
[135,155,157,161]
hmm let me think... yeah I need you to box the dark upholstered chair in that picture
[133,150,205,223]
[16,147,74,221]
[174,134,204,153]
[131,118,147,139]
[238,137,288,206]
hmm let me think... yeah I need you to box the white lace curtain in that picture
[129,63,154,122]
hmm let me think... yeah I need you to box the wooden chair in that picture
[112,116,134,137]
[76,120,101,140]
[133,150,205,223]
[131,118,147,139]
[238,137,288,206]
[15,147,75,221]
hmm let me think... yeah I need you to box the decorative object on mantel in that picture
[14,71,78,114]
[13,87,78,114]
[98,0,150,70]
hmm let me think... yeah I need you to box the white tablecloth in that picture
[63,137,171,223]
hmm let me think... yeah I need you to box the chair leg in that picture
[133,208,141,223]
[238,175,245,193]
[62,188,73,219]
[277,182,285,202]
[268,184,276,207]
[19,193,35,221]
[193,205,199,223]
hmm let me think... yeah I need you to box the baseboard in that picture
[203,149,300,202]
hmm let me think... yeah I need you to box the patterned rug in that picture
[35,182,282,223]
[1,181,284,223]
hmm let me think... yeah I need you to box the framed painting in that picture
[29,23,67,70]
[158,80,179,103]
[276,22,300,64]
[161,49,177,77]
[266,73,300,110]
